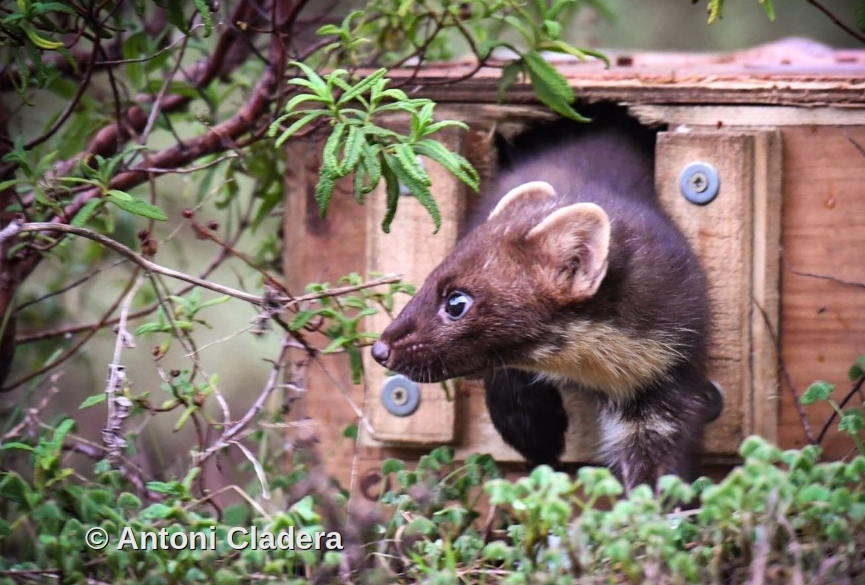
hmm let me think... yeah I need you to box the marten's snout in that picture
[371,340,390,366]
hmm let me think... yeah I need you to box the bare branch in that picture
[2,222,403,307]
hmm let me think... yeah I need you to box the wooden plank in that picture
[655,129,782,455]
[629,106,865,128]
[750,131,783,445]
[376,57,865,108]
[361,122,466,446]
[777,126,865,458]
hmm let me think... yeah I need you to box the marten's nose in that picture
[371,340,390,365]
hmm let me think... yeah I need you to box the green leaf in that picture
[412,139,479,192]
[839,410,865,436]
[322,122,347,175]
[0,178,23,191]
[174,406,196,431]
[706,0,724,23]
[522,51,588,122]
[380,157,401,233]
[79,393,107,409]
[338,68,388,105]
[314,169,338,218]
[386,149,440,232]
[498,61,522,103]
[0,473,31,504]
[850,354,865,381]
[759,0,775,21]
[192,0,214,36]
[106,192,168,221]
[347,345,363,384]
[289,61,330,100]
[165,0,189,34]
[542,39,610,67]
[322,335,350,354]
[272,111,324,147]
[71,198,103,228]
[393,143,430,189]
[340,125,365,175]
[382,458,405,474]
[361,141,382,193]
[802,380,835,405]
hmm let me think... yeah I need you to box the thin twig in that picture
[194,334,294,464]
[803,0,865,44]
[135,154,239,175]
[4,221,404,308]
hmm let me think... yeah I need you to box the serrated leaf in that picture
[522,52,588,122]
[347,345,363,384]
[338,68,388,105]
[361,142,382,192]
[393,143,430,188]
[385,152,440,232]
[192,0,213,36]
[323,123,346,175]
[380,160,400,234]
[106,192,168,221]
[314,169,338,218]
[289,61,330,100]
[71,198,102,227]
[412,139,479,192]
[79,393,107,409]
[340,125,365,175]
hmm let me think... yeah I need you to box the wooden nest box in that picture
[284,39,865,494]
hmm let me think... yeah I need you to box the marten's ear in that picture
[526,203,611,300]
[488,181,556,220]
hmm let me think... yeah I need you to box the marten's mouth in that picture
[370,339,482,383]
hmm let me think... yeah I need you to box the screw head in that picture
[679,162,720,205]
[688,172,708,193]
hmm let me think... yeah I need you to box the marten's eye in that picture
[444,291,473,320]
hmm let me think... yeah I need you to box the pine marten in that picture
[370,109,720,490]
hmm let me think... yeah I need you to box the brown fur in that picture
[371,115,717,490]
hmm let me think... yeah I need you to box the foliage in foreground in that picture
[3,433,865,584]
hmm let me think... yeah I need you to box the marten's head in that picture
[370,181,612,384]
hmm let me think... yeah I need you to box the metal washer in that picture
[381,375,421,417]
[679,162,720,205]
